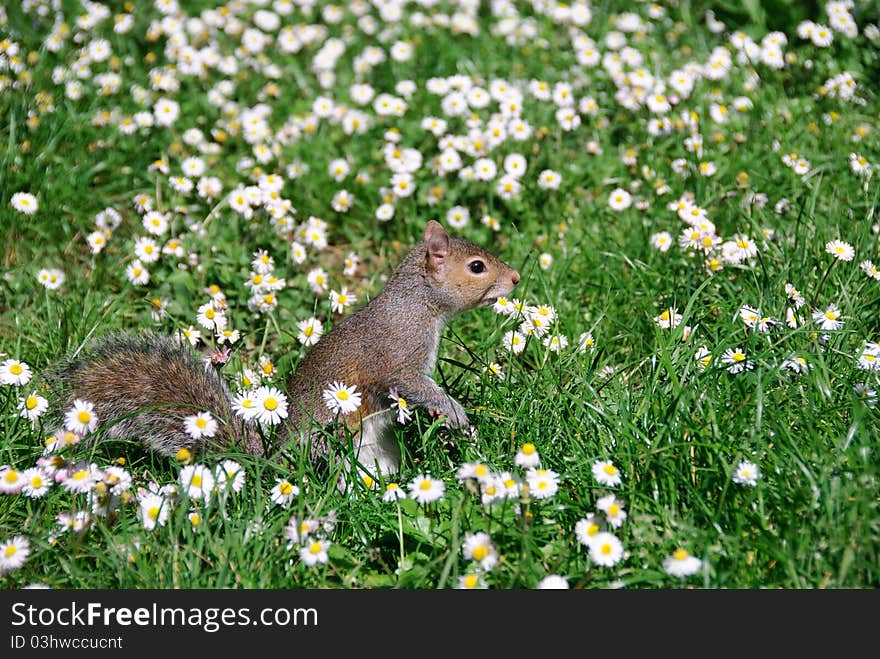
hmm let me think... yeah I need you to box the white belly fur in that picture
[346,412,401,482]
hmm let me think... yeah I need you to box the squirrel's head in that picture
[422,220,520,314]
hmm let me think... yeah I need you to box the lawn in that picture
[0,0,878,589]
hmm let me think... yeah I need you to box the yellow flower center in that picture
[191,474,202,487]
[521,443,536,455]
[5,545,18,557]
[608,504,621,517]
[77,410,91,424]
[25,396,38,410]
[205,308,215,319]
[337,391,349,401]
[603,465,617,476]
[473,545,489,561]
[600,543,613,555]
[463,574,479,588]
[419,480,432,491]
[30,475,43,488]
[673,549,689,560]
[309,541,322,555]
[72,469,88,481]
[824,311,837,320]
[5,471,19,483]
[196,417,207,429]
[10,364,23,375]
[733,352,745,362]
[279,481,293,496]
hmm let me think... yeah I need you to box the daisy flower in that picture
[536,575,570,589]
[577,332,596,353]
[179,464,214,503]
[215,460,246,493]
[300,539,331,567]
[138,492,170,531]
[0,467,25,494]
[196,301,226,332]
[183,412,218,441]
[592,460,622,487]
[575,513,604,547]
[663,548,703,577]
[36,268,65,290]
[0,359,33,386]
[388,388,412,424]
[596,494,628,528]
[526,468,560,500]
[515,442,541,468]
[296,317,324,346]
[733,460,760,486]
[537,169,562,190]
[860,260,880,281]
[721,348,754,374]
[270,478,299,506]
[408,473,446,504]
[17,391,48,422]
[11,191,39,214]
[330,287,357,314]
[608,188,632,211]
[21,468,52,498]
[502,330,527,354]
[543,334,568,353]
[457,573,488,589]
[462,532,498,571]
[856,342,880,372]
[322,381,362,415]
[694,346,713,370]
[125,259,150,286]
[654,308,683,329]
[285,516,320,545]
[825,239,855,262]
[254,386,289,425]
[62,464,100,494]
[231,390,260,422]
[0,536,31,575]
[64,399,99,435]
[812,304,844,331]
[382,482,406,502]
[484,362,504,379]
[588,531,624,567]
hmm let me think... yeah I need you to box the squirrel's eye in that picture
[468,260,486,274]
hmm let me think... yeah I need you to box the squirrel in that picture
[53,221,520,481]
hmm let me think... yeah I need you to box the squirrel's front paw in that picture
[437,399,470,432]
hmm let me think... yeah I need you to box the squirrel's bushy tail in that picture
[50,332,262,456]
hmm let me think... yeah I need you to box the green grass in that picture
[1,1,878,589]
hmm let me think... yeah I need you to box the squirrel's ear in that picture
[424,221,450,272]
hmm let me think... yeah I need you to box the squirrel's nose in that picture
[511,270,520,286]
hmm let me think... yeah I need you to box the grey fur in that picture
[50,332,261,456]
